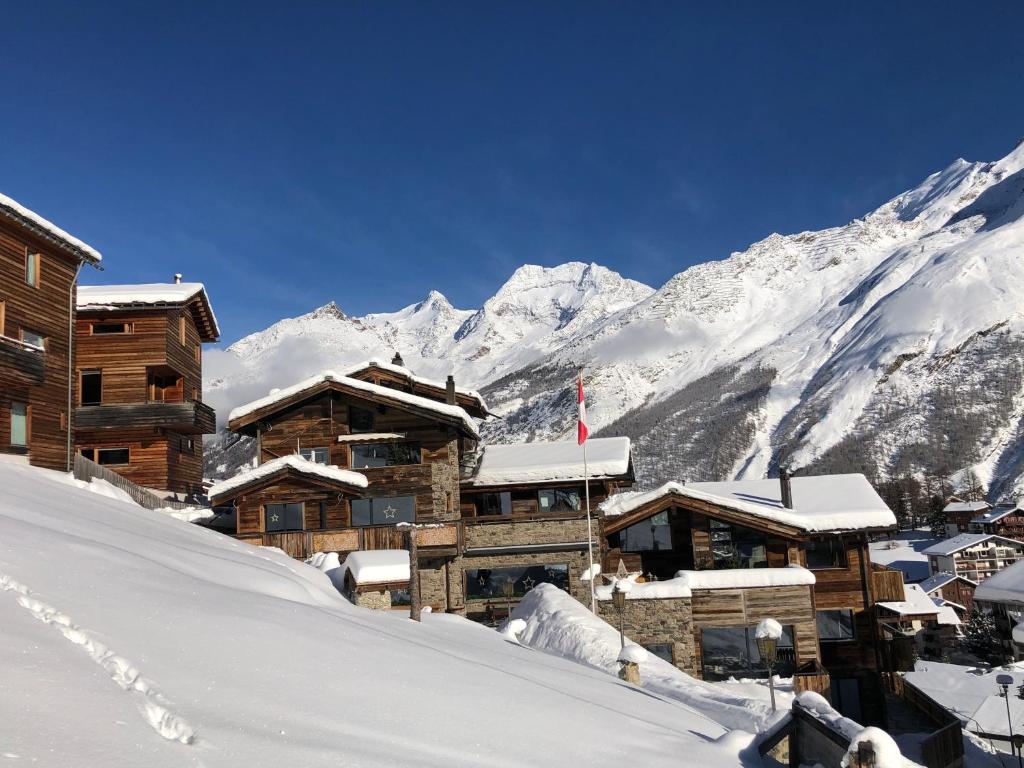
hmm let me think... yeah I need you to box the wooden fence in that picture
[72,453,196,512]
[882,672,964,768]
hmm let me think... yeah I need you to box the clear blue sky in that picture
[2,2,1023,345]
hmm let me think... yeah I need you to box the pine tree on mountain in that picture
[962,470,986,502]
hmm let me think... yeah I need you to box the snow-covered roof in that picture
[868,532,937,582]
[341,549,410,586]
[943,500,990,514]
[342,359,488,411]
[0,191,102,263]
[917,572,973,594]
[920,533,1013,556]
[227,371,480,438]
[208,454,368,502]
[465,437,632,487]
[600,474,895,534]
[77,283,220,341]
[975,559,1024,604]
[594,565,815,601]
[877,584,942,619]
[906,661,1024,739]
[971,505,1021,525]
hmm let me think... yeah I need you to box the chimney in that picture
[780,467,793,509]
[446,375,456,405]
[391,351,405,367]
[173,273,182,284]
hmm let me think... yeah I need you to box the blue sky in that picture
[2,2,1023,344]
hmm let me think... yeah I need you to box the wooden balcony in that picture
[76,399,216,434]
[792,660,831,698]
[237,523,461,560]
[0,335,45,388]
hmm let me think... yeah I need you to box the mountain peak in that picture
[307,301,347,321]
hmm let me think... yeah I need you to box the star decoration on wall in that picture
[270,513,280,523]
[521,576,535,590]
[382,506,397,519]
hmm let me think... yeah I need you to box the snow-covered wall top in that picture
[0,191,102,263]
[466,436,631,486]
[208,454,368,501]
[340,549,411,585]
[600,474,896,533]
[593,565,816,600]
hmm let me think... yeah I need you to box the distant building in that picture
[875,582,962,662]
[922,533,1024,584]
[968,502,1024,541]
[917,571,976,616]
[974,559,1024,661]
[943,499,991,537]
[0,193,101,471]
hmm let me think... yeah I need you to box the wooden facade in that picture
[74,292,218,497]
[0,203,100,471]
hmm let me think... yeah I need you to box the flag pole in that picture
[581,369,596,613]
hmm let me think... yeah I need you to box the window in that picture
[805,537,847,569]
[465,564,569,600]
[709,519,768,569]
[25,251,39,287]
[20,329,45,350]
[173,435,195,454]
[178,316,186,345]
[538,489,580,513]
[475,492,512,516]
[10,402,28,447]
[96,448,130,465]
[817,609,856,642]
[80,370,102,405]
[350,442,420,469]
[299,447,330,464]
[149,372,182,403]
[620,510,673,552]
[351,495,416,526]
[265,502,304,532]
[701,624,796,681]
[348,405,374,433]
[644,643,675,665]
[91,322,132,335]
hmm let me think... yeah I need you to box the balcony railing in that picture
[236,523,461,560]
[76,399,216,434]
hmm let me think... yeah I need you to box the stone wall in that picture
[417,557,449,611]
[596,597,696,674]
[464,518,593,548]
[459,550,593,616]
[353,589,393,611]
[430,437,461,522]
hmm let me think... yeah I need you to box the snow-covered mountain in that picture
[206,141,1024,498]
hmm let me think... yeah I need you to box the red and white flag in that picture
[577,372,589,446]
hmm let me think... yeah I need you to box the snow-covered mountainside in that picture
[0,459,747,767]
[207,142,1024,497]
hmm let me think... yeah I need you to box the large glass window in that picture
[299,447,330,464]
[701,624,796,681]
[10,402,28,447]
[817,609,856,641]
[81,370,102,405]
[265,502,304,532]
[538,489,580,513]
[806,538,847,569]
[348,405,374,433]
[465,564,569,600]
[351,495,416,526]
[475,492,512,516]
[709,519,768,569]
[644,643,675,665]
[350,442,420,468]
[620,510,673,552]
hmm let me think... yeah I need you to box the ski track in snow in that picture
[0,572,197,746]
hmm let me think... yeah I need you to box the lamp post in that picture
[612,581,627,651]
[755,623,780,713]
[502,579,514,619]
[998,674,1023,768]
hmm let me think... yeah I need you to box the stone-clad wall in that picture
[459,550,593,614]
[596,597,696,673]
[464,518,594,548]
[430,437,461,522]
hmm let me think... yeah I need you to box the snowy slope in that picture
[0,460,749,767]
[206,141,1024,497]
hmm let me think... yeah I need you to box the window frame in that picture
[19,328,46,350]
[464,563,570,600]
[80,369,102,406]
[805,537,848,570]
[299,446,330,464]
[475,491,512,517]
[350,495,416,527]
[816,609,857,643]
[90,321,133,335]
[349,441,421,469]
[10,401,29,447]
[25,250,39,288]
[178,315,186,345]
[537,488,581,514]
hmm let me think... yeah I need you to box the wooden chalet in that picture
[74,280,219,499]
[219,366,480,611]
[595,472,898,725]
[943,499,990,536]
[342,355,490,419]
[458,436,635,622]
[968,502,1024,541]
[0,193,102,471]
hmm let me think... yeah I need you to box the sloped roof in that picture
[77,283,220,341]
[464,437,632,487]
[227,371,480,438]
[918,572,976,593]
[342,359,489,413]
[971,505,1021,525]
[975,559,1024,604]
[600,474,895,534]
[208,454,367,503]
[943,500,990,514]
[877,583,942,618]
[0,191,102,263]
[920,533,1015,556]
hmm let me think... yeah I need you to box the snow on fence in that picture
[881,672,964,768]
[72,453,196,512]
